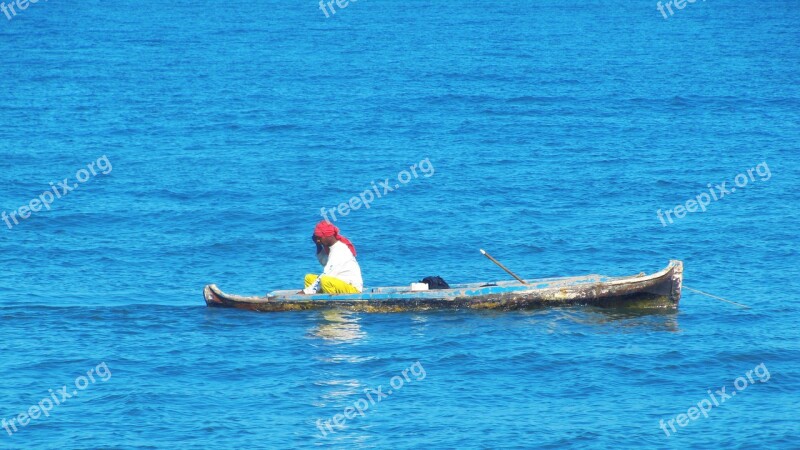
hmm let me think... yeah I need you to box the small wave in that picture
[506,95,576,104]
[260,124,301,131]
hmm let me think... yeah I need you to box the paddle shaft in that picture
[480,249,528,285]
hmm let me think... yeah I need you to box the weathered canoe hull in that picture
[203,260,683,313]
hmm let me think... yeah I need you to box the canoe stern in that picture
[670,259,683,305]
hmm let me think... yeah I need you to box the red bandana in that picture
[313,221,356,257]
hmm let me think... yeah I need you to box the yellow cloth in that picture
[304,273,360,295]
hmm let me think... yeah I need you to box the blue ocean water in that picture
[1,0,799,448]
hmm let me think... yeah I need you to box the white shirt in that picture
[305,241,363,293]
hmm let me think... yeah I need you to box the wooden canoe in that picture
[203,260,683,312]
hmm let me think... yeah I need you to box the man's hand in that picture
[312,234,324,254]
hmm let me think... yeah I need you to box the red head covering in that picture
[313,221,356,257]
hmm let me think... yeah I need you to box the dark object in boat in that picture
[421,276,450,290]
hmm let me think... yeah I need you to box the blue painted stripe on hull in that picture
[271,276,609,302]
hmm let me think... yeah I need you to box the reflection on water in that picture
[408,314,430,339]
[312,379,364,403]
[579,307,680,332]
[310,310,366,343]
[524,307,681,333]
[311,310,370,435]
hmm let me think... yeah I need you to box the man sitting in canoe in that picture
[301,221,363,295]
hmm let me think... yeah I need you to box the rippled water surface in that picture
[1,0,798,448]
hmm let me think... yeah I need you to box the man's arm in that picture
[303,246,340,294]
[303,275,322,294]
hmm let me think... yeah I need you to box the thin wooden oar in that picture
[480,249,528,285]
[683,286,750,309]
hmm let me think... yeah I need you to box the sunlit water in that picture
[1,0,798,448]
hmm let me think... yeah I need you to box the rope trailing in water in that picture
[684,286,750,309]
